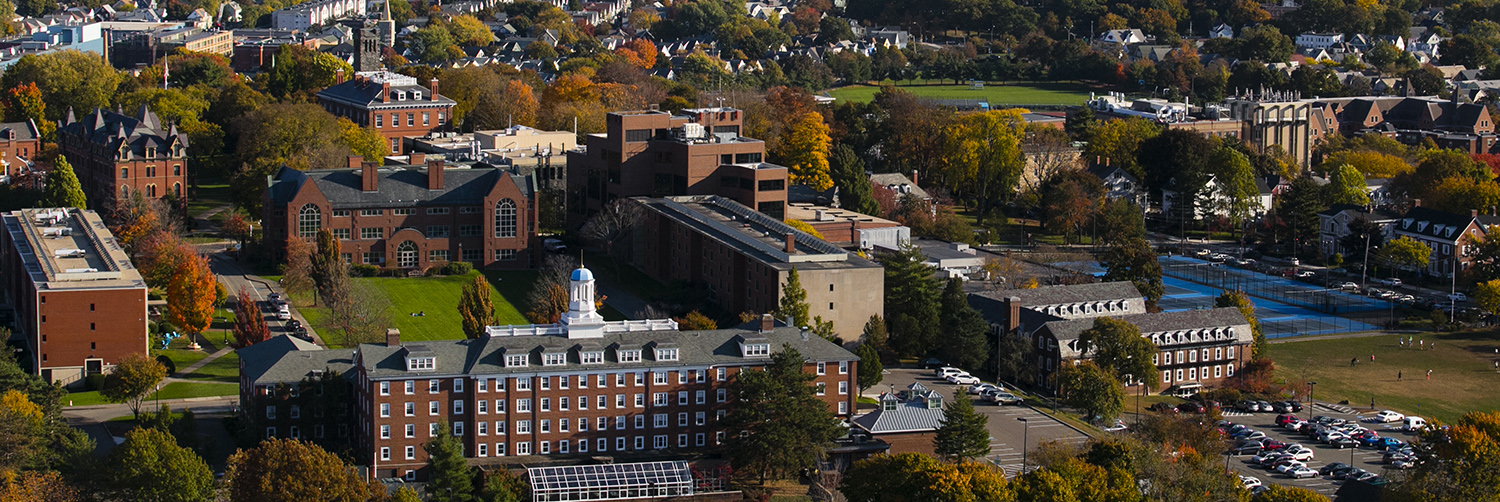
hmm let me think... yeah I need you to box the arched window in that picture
[494,199,516,238]
[146,184,157,197]
[396,241,418,268]
[121,186,130,198]
[298,204,322,238]
[173,183,182,197]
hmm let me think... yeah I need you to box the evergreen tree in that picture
[311,229,342,291]
[933,389,991,460]
[425,422,475,502]
[831,144,879,216]
[775,267,811,328]
[855,342,882,392]
[861,314,888,350]
[880,244,940,356]
[458,274,496,339]
[42,155,86,208]
[938,278,991,370]
[722,345,842,485]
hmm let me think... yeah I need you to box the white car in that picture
[1286,466,1318,479]
[1275,460,1307,474]
[949,374,981,385]
[969,383,1001,395]
[1450,292,1469,302]
[1375,410,1406,423]
[1239,475,1262,489]
[1102,419,1128,432]
[276,310,292,320]
[1339,282,1359,291]
[936,367,964,378]
[1195,249,1212,257]
[1284,449,1315,462]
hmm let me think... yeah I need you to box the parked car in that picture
[1195,249,1212,258]
[1102,419,1128,432]
[276,310,292,320]
[1342,469,1371,481]
[1373,437,1406,450]
[542,238,567,253]
[987,392,1023,405]
[969,383,1001,395]
[1392,458,1420,469]
[1255,401,1273,412]
[1319,463,1353,476]
[1274,460,1307,474]
[286,319,302,330]
[1339,282,1360,291]
[1239,475,1262,489]
[1450,292,1469,302]
[1286,466,1319,479]
[1229,442,1264,455]
[1374,410,1406,423]
[949,374,981,385]
[1275,414,1300,426]
[1296,270,1316,278]
[935,367,964,378]
[1178,402,1207,413]
[1148,402,1178,413]
[1288,401,1304,412]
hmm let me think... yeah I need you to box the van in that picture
[935,367,963,378]
[1402,416,1426,431]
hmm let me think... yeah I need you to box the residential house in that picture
[1317,204,1401,260]
[1210,23,1233,39]
[1392,204,1500,278]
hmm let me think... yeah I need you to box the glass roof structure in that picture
[527,461,695,501]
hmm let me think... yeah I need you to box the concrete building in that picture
[110,26,232,68]
[318,71,457,155]
[262,159,539,270]
[630,195,884,340]
[238,267,858,480]
[271,0,364,30]
[57,105,190,208]
[0,22,106,69]
[566,108,788,224]
[783,203,907,250]
[0,208,148,387]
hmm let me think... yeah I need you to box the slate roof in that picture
[0,120,39,142]
[1087,164,1138,183]
[1317,203,1400,220]
[851,395,946,434]
[353,324,857,380]
[239,335,356,385]
[59,105,189,156]
[1039,307,1252,358]
[266,165,534,209]
[970,281,1143,308]
[1397,206,1500,242]
[869,173,929,200]
[316,71,457,110]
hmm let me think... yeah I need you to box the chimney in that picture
[347,155,363,168]
[335,69,345,84]
[361,161,379,192]
[427,159,444,190]
[785,315,794,328]
[759,313,774,333]
[409,152,425,165]
[1473,209,1480,218]
[428,78,439,99]
[784,233,795,253]
[381,81,390,103]
[910,170,918,186]
[385,328,401,347]
[1413,198,1422,208]
[1005,296,1022,335]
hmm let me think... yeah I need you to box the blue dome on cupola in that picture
[571,267,594,281]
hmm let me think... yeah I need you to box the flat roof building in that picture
[784,203,907,249]
[0,208,148,387]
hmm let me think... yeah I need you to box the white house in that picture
[1295,32,1344,49]
[1210,23,1233,39]
[1099,29,1147,45]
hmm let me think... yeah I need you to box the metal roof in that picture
[527,461,694,499]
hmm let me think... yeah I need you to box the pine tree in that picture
[933,389,991,459]
[721,345,842,485]
[42,155,86,208]
[855,343,882,392]
[458,274,495,339]
[880,245,940,356]
[831,144,879,216]
[861,314,888,350]
[775,268,811,328]
[938,278,990,370]
[425,422,475,502]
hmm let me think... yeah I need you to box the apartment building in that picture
[0,208,148,387]
[0,120,40,184]
[239,266,859,481]
[566,108,788,224]
[969,282,1251,393]
[271,0,364,30]
[57,106,190,208]
[1392,204,1500,278]
[317,71,457,155]
[261,158,539,270]
[629,195,884,340]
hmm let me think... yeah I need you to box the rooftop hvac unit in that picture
[681,123,705,139]
[63,268,98,273]
[53,248,86,258]
[40,227,70,237]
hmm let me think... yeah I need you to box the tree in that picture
[4,82,51,140]
[1077,318,1159,389]
[282,235,315,301]
[1215,290,1267,358]
[1475,280,1500,320]
[830,144,879,216]
[426,422,475,502]
[1251,485,1330,502]
[479,469,528,502]
[223,212,253,247]
[1207,145,1261,242]
[1326,163,1370,206]
[777,112,834,191]
[41,156,86,208]
[1139,129,1214,208]
[721,345,842,485]
[840,454,1012,502]
[675,311,718,330]
[446,14,494,46]
[166,253,216,337]
[1057,361,1125,421]
[941,109,1027,222]
[782,54,834,91]
[101,353,166,420]
[325,276,389,348]
[394,487,423,502]
[1102,238,1163,305]
[1097,199,1146,246]
[580,200,641,264]
[880,244,940,356]
[938,277,991,370]
[232,288,271,348]
[776,268,812,328]
[1379,236,1432,275]
[104,427,213,502]
[1,50,121,121]
[337,118,386,162]
[1385,411,1500,500]
[1082,118,1159,181]
[934,389,991,459]
[1275,176,1327,258]
[855,343,882,392]
[0,470,81,502]
[861,314,887,350]
[311,229,341,292]
[458,274,496,339]
[224,438,378,502]
[1039,170,1104,244]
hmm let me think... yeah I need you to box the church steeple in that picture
[560,265,606,338]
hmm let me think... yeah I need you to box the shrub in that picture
[442,261,474,275]
[350,264,380,277]
[379,267,406,277]
[84,374,106,391]
[156,355,177,374]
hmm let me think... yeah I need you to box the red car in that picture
[1178,402,1207,413]
[1275,414,1299,426]
[1259,439,1289,451]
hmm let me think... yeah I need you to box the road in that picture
[875,369,1092,476]
[206,251,325,346]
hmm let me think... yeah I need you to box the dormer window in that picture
[543,353,566,366]
[406,356,434,371]
[740,342,770,358]
[580,351,604,364]
[618,349,642,363]
[396,91,406,101]
[505,354,528,367]
[656,348,679,361]
[414,91,423,100]
[881,397,897,411]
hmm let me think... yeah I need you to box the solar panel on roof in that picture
[526,461,694,500]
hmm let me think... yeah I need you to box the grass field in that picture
[1267,330,1500,424]
[827,82,1092,105]
[147,382,238,400]
[299,271,529,345]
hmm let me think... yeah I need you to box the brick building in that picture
[630,195,884,340]
[317,71,456,155]
[0,120,40,184]
[1391,205,1500,278]
[238,266,859,480]
[0,208,149,387]
[566,108,788,225]
[57,106,190,208]
[262,158,538,270]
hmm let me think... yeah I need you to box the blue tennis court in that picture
[1158,276,1378,338]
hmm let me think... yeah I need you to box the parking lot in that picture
[875,369,1092,476]
[1220,407,1415,496]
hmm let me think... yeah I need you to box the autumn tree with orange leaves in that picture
[614,39,657,69]
[167,252,216,336]
[232,288,270,348]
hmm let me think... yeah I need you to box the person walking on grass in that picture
[1427,369,1432,379]
[1398,371,1402,381]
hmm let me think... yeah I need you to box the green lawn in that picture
[1267,330,1500,424]
[64,391,110,407]
[176,352,240,383]
[186,181,232,219]
[299,271,527,345]
[147,382,238,400]
[827,82,1091,106]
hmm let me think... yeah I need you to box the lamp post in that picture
[1306,381,1317,421]
[1017,417,1030,475]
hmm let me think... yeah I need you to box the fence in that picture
[1159,257,1382,338]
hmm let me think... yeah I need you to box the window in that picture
[625,129,651,142]
[1215,365,1223,378]
[426,225,450,237]
[695,411,706,425]
[380,425,391,439]
[616,416,626,429]
[559,418,570,432]
[498,443,508,456]
[120,167,128,178]
[479,422,488,435]
[541,398,551,412]
[695,391,705,404]
[459,225,481,237]
[407,113,414,126]
[560,397,570,411]
[654,372,667,385]
[496,249,517,261]
[839,361,848,374]
[405,381,415,394]
[360,209,383,216]
[540,377,551,390]
[266,406,276,419]
[360,227,384,239]
[816,383,826,395]
[678,392,688,405]
[478,443,488,457]
[405,445,416,460]
[598,396,607,409]
[429,249,449,262]
[460,206,480,214]
[428,379,440,393]
[717,368,726,381]
[677,413,688,426]
[298,204,321,238]
[478,400,488,414]
[517,399,531,412]
[653,435,666,449]
[380,403,390,417]
[406,356,435,371]
[816,362,826,375]
[375,114,383,127]
[717,389,727,402]
[543,353,566,366]
[430,401,439,415]
[423,112,430,126]
[454,422,464,435]
[332,210,350,217]
[380,447,389,461]
[838,381,848,395]
[653,393,668,407]
[581,351,604,364]
[380,382,390,395]
[615,394,625,408]
[454,400,465,414]
[331,228,350,240]
[1227,346,1235,359]
[506,355,528,367]
[540,420,550,433]
[405,402,415,416]
[635,415,646,429]
[516,442,530,455]
[517,420,531,433]
[618,350,642,363]
[1227,364,1235,376]
[494,199,516,238]
[427,207,450,215]
[1163,371,1170,383]
[656,348,679,361]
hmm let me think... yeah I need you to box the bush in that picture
[156,355,177,374]
[379,267,406,277]
[442,261,474,275]
[350,264,380,277]
[84,374,106,391]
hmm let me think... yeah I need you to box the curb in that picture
[1022,403,1096,439]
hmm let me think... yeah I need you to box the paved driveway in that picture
[873,368,1092,476]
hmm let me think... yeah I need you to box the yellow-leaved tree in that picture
[776,111,833,191]
[941,108,1027,223]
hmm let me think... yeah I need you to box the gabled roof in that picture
[1397,206,1498,241]
[1317,203,1401,221]
[238,335,356,385]
[1039,307,1252,358]
[970,281,1144,308]
[58,105,188,154]
[267,165,533,209]
[1088,164,1138,183]
[851,394,946,434]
